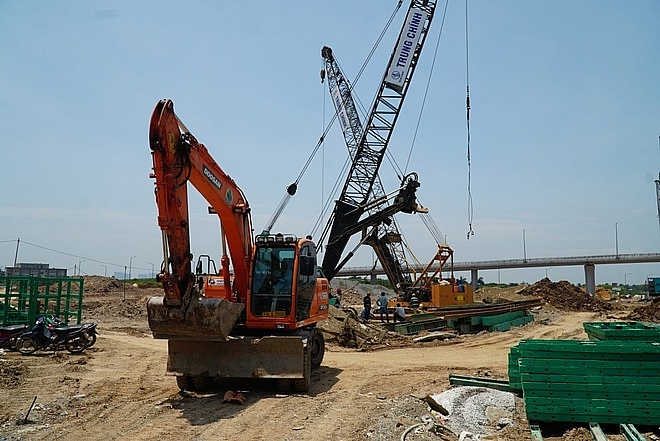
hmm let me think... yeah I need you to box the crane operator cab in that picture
[248,234,328,328]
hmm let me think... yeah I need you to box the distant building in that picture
[5,263,67,278]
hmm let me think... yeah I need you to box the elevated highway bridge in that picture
[335,253,660,295]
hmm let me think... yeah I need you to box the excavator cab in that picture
[247,234,327,329]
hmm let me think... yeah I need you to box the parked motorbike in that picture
[46,316,98,348]
[0,324,30,350]
[16,317,89,354]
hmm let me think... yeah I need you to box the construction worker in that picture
[362,291,372,321]
[377,292,390,323]
[394,303,406,322]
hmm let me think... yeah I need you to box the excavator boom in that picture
[147,99,249,339]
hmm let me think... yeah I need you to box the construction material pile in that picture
[317,305,387,348]
[626,296,660,323]
[518,278,613,312]
[509,339,660,425]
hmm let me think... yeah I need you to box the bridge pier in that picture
[370,272,377,285]
[471,269,478,293]
[584,264,595,296]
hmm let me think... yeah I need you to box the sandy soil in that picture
[0,278,656,441]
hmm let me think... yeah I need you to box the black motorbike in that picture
[46,316,98,348]
[16,317,89,354]
[0,324,29,350]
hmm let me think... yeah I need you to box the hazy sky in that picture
[1,1,659,285]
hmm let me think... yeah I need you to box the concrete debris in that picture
[317,305,386,348]
[413,332,458,343]
[429,386,516,437]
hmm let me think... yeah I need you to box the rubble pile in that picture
[626,296,660,323]
[82,275,123,294]
[317,306,387,348]
[518,278,613,312]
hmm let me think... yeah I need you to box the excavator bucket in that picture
[147,296,245,341]
[166,335,309,383]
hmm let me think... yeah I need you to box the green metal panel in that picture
[517,338,660,425]
[488,315,534,332]
[584,321,660,342]
[525,398,658,425]
[589,423,609,441]
[519,359,660,377]
[620,423,647,441]
[480,310,526,326]
[508,345,522,391]
[517,340,660,360]
[529,424,544,441]
[0,275,84,325]
[409,313,437,323]
[448,374,513,392]
[392,317,449,335]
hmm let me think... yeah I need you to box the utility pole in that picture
[13,237,20,267]
[656,135,660,232]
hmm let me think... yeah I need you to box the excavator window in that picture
[295,243,317,321]
[250,246,295,318]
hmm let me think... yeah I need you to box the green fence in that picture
[0,275,84,326]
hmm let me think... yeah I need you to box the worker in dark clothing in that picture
[362,291,372,321]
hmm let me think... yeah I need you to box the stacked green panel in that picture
[517,339,660,424]
[393,317,448,335]
[0,276,84,325]
[455,310,534,334]
[508,344,522,392]
[583,321,660,342]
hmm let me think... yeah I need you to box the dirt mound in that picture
[83,275,123,294]
[518,278,613,312]
[84,297,148,319]
[626,297,660,323]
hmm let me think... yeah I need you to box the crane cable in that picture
[465,0,475,239]
[265,1,404,238]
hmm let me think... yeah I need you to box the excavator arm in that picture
[147,99,250,339]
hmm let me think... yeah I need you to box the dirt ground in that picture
[0,277,658,441]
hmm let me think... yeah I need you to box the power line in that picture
[0,238,130,270]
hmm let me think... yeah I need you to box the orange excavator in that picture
[146,99,329,392]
